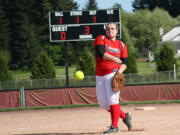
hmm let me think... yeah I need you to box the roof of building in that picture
[161,24,180,42]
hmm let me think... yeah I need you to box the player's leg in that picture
[104,72,132,132]
[96,76,109,110]
[103,73,120,133]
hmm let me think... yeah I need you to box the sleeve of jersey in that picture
[121,42,128,58]
[121,42,128,65]
[94,35,105,47]
[94,35,106,59]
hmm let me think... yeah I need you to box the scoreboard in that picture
[49,9,120,42]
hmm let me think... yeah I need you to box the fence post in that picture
[31,80,32,88]
[46,79,48,88]
[143,72,145,83]
[156,72,158,82]
[174,64,176,81]
[20,87,26,108]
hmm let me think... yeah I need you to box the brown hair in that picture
[105,22,119,31]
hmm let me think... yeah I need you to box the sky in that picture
[74,0,134,12]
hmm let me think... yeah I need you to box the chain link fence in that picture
[125,70,180,84]
[0,70,180,91]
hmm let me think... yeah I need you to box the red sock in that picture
[119,106,126,119]
[110,104,120,128]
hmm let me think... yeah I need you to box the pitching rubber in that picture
[134,106,156,111]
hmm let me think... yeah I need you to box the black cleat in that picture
[103,125,119,134]
[123,112,132,131]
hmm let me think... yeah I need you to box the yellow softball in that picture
[75,70,84,80]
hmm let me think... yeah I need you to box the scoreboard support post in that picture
[64,42,69,87]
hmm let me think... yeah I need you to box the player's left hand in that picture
[112,72,125,92]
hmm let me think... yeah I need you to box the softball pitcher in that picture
[94,22,132,134]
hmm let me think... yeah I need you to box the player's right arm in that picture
[103,53,122,64]
[94,35,122,64]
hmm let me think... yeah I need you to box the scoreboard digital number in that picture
[49,9,120,42]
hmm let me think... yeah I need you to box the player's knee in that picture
[98,102,108,110]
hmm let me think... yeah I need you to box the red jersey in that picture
[94,35,128,76]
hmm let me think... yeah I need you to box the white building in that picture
[160,24,180,57]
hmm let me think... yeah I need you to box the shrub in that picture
[31,50,56,79]
[155,42,178,71]
[0,51,12,81]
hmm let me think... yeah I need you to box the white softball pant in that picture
[96,72,120,110]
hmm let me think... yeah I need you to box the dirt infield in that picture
[0,103,180,135]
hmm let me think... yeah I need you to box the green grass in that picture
[10,66,77,80]
[137,61,157,74]
[137,59,180,74]
[9,58,180,80]
[11,60,180,80]
[56,66,76,78]
[10,69,31,80]
[10,63,156,80]
[1,100,180,112]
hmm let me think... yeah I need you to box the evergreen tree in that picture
[0,51,12,81]
[84,0,98,10]
[66,40,94,66]
[45,45,62,65]
[30,0,78,67]
[1,0,80,70]
[31,0,52,47]
[50,0,78,11]
[120,20,138,74]
[132,0,180,17]
[155,42,178,71]
[76,47,95,76]
[176,15,180,22]
[31,50,56,79]
[4,0,40,70]
[0,4,10,51]
[26,0,78,67]
[31,0,78,48]
[112,3,122,9]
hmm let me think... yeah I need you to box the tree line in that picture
[132,0,180,17]
[0,0,180,81]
